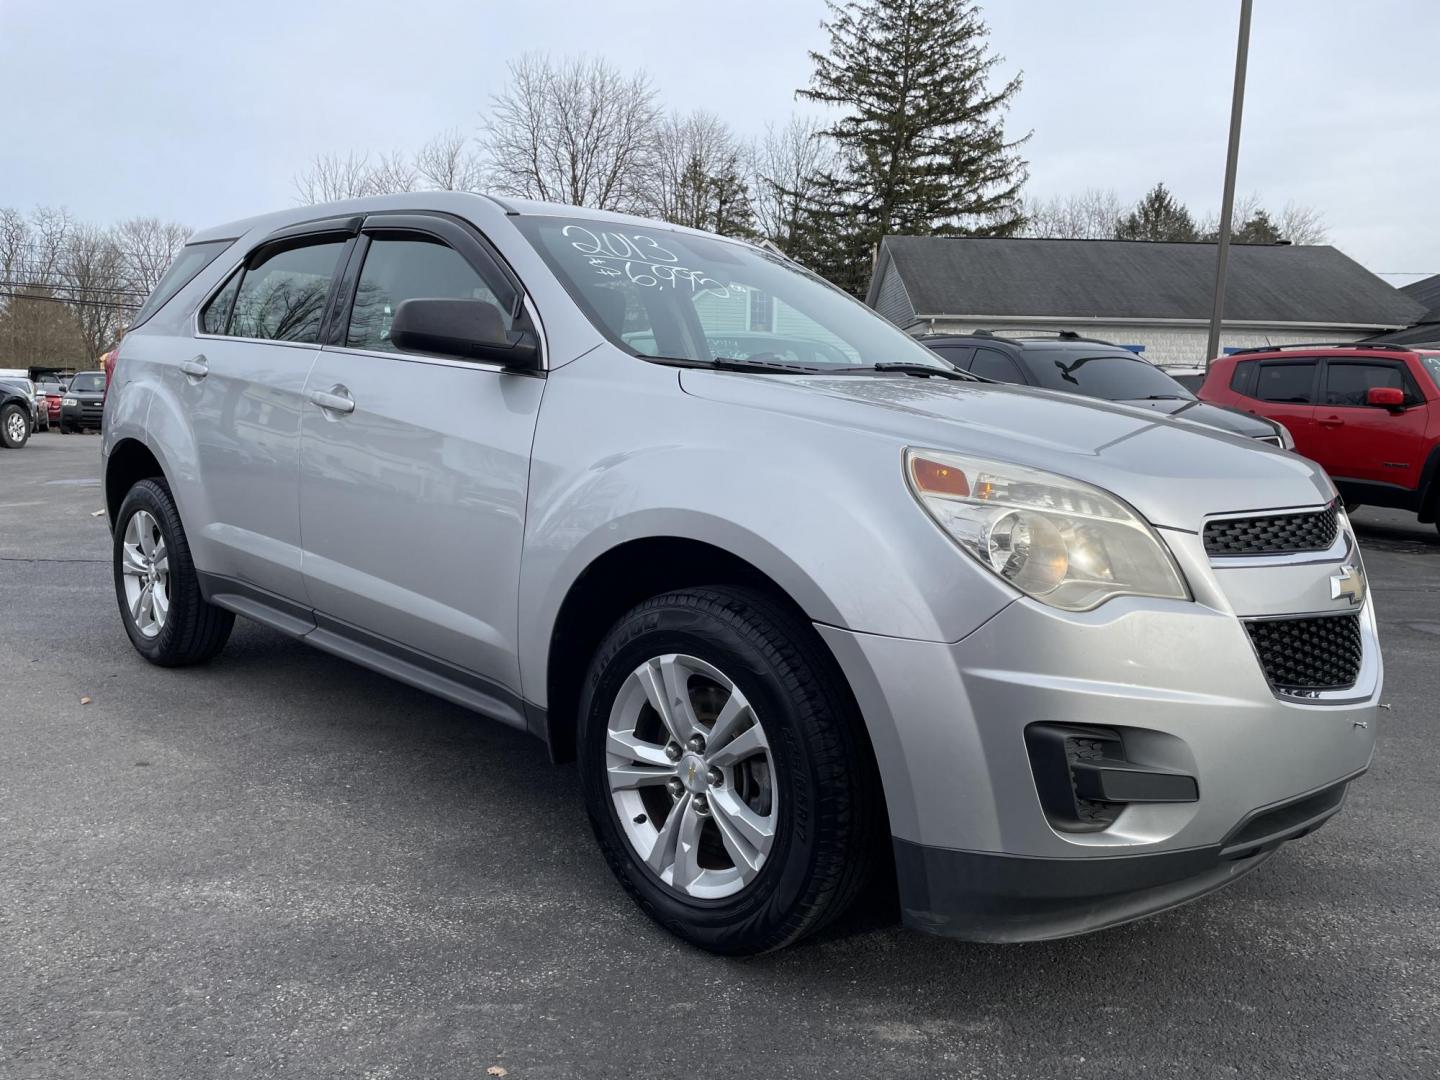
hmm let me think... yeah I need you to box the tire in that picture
[113,478,234,666]
[578,586,879,955]
[0,403,30,448]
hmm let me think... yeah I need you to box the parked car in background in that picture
[923,331,1294,447]
[102,193,1378,954]
[0,371,44,432]
[0,379,33,448]
[36,381,65,427]
[1200,344,1440,535]
[60,371,106,432]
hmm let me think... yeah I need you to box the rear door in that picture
[1316,358,1429,490]
[297,212,545,699]
[1245,358,1319,457]
[185,219,356,601]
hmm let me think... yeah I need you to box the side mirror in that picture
[389,298,540,371]
[1366,386,1405,410]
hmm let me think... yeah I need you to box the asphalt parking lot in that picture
[2,432,1437,1079]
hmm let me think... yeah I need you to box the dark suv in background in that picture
[60,371,106,433]
[923,331,1293,447]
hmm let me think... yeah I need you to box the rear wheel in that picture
[578,586,878,954]
[1,403,29,448]
[113,479,234,666]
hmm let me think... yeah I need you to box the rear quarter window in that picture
[129,240,234,330]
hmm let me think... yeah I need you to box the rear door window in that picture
[224,239,348,344]
[1255,361,1317,403]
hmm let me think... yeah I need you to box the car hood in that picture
[679,372,1333,532]
[65,389,104,401]
[1113,397,1276,439]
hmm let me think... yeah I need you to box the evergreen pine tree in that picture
[793,0,1029,295]
[1114,183,1199,242]
[1233,208,1282,245]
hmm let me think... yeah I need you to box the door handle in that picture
[308,386,355,415]
[1318,416,1344,428]
[180,356,208,381]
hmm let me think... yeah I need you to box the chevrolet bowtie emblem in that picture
[1330,564,1367,606]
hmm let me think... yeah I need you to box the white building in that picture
[865,236,1424,364]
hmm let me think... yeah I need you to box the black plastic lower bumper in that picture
[896,776,1355,942]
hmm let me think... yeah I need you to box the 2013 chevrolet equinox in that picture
[102,193,1380,954]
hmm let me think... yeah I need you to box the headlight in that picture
[1272,421,1295,450]
[63,397,77,406]
[905,448,1189,611]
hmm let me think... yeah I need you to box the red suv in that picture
[1199,344,1440,535]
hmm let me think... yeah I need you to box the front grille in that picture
[1204,504,1338,557]
[1245,613,1362,693]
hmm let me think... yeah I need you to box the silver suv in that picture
[103,194,1380,954]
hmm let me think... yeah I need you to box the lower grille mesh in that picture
[1245,613,1362,693]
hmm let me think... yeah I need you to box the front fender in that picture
[516,348,1016,707]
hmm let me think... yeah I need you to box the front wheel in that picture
[578,587,879,954]
[113,479,234,666]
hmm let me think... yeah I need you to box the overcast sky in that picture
[2,0,1435,284]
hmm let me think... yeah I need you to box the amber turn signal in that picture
[910,456,970,497]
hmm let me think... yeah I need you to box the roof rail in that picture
[1226,342,1415,356]
[982,328,1124,347]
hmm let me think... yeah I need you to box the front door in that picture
[182,227,354,601]
[297,215,544,695]
[1316,358,1430,490]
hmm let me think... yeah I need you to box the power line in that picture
[0,289,137,311]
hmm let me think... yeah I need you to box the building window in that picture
[749,290,773,332]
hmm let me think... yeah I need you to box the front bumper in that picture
[61,401,103,429]
[819,574,1379,941]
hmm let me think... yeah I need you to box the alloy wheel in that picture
[4,409,26,444]
[120,509,170,638]
[606,653,777,899]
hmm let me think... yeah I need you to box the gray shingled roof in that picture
[1401,273,1440,322]
[867,236,1425,328]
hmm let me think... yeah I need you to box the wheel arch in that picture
[104,438,168,528]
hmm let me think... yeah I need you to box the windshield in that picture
[1419,352,1440,391]
[1028,353,1195,400]
[514,216,949,371]
[69,372,105,393]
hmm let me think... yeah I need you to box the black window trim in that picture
[1253,357,1322,405]
[1317,357,1425,410]
[321,210,546,374]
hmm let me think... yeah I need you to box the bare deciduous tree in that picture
[482,53,659,210]
[645,111,752,235]
[746,115,839,253]
[415,129,484,192]
[1198,192,1329,245]
[1019,188,1125,239]
[58,225,128,358]
[295,152,389,204]
[114,216,191,296]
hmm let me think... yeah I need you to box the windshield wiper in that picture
[647,354,826,374]
[1127,394,1191,401]
[836,362,975,381]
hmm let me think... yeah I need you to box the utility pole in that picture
[1205,0,1253,367]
